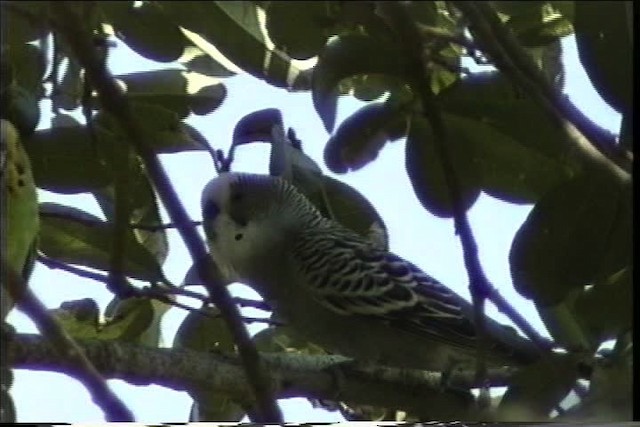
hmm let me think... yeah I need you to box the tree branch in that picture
[37,255,278,325]
[452,2,632,181]
[2,258,134,421]
[376,1,553,379]
[48,2,281,422]
[7,333,523,420]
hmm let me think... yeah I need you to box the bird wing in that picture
[292,228,481,350]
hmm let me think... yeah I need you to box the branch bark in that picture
[7,333,516,420]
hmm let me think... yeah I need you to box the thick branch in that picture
[7,333,517,419]
[48,2,280,421]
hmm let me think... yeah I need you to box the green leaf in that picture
[440,113,571,204]
[295,159,389,248]
[252,326,289,353]
[54,55,83,111]
[52,295,171,346]
[505,2,574,46]
[94,102,211,153]
[405,115,481,218]
[174,306,235,352]
[1,120,39,320]
[115,70,226,119]
[92,175,169,267]
[438,72,578,164]
[1,84,41,138]
[175,306,245,422]
[179,46,237,78]
[102,1,187,63]
[21,126,112,193]
[103,295,172,346]
[74,114,171,266]
[526,40,565,90]
[324,101,408,173]
[51,113,83,129]
[39,202,165,282]
[310,175,389,251]
[574,343,632,421]
[572,266,632,346]
[509,172,631,305]
[266,1,333,60]
[50,298,101,339]
[0,2,50,47]
[232,108,285,147]
[346,74,390,102]
[312,34,406,132]
[407,1,440,26]
[499,355,578,420]
[157,1,307,90]
[189,396,245,422]
[536,265,631,352]
[253,325,326,355]
[574,1,631,113]
[3,43,46,98]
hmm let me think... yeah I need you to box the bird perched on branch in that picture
[201,172,541,372]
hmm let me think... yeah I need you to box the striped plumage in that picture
[201,172,540,371]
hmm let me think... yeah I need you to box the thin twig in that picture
[161,284,211,303]
[48,3,281,421]
[130,220,202,231]
[232,297,272,312]
[37,256,274,326]
[2,256,134,421]
[38,254,110,283]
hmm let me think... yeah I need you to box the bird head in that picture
[200,172,322,282]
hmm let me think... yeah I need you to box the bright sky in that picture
[7,34,620,422]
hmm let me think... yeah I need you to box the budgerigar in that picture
[1,119,39,320]
[201,172,542,372]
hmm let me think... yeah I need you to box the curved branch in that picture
[48,2,281,421]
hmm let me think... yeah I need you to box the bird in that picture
[200,171,542,372]
[1,119,39,321]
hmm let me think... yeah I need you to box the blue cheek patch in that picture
[202,199,220,221]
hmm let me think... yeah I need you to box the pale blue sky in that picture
[7,34,620,422]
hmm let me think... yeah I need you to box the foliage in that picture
[1,0,632,423]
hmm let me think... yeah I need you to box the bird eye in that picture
[202,200,219,220]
